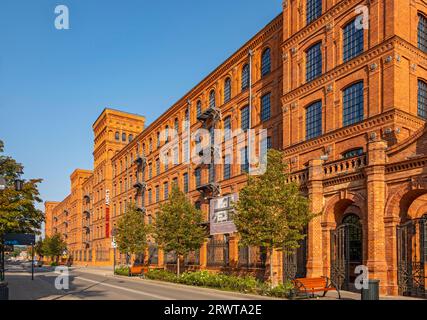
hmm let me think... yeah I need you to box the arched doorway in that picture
[330,214,363,291]
[397,214,427,297]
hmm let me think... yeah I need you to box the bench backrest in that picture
[295,277,327,288]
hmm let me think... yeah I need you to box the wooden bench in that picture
[129,266,146,277]
[292,277,340,299]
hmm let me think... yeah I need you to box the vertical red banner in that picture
[106,206,110,238]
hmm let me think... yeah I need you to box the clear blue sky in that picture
[0,0,280,210]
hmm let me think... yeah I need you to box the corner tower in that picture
[91,108,145,264]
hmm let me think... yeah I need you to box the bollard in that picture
[361,279,380,300]
[0,281,9,301]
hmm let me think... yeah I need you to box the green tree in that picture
[43,234,67,262]
[0,140,44,236]
[155,185,206,276]
[115,203,150,265]
[234,149,315,286]
[34,239,46,260]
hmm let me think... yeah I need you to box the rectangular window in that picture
[164,182,169,200]
[343,19,364,62]
[148,163,153,180]
[260,137,272,159]
[224,116,231,141]
[343,82,364,127]
[306,0,322,25]
[306,101,322,140]
[418,14,427,53]
[223,155,231,180]
[173,147,179,165]
[240,147,249,174]
[306,43,322,82]
[183,173,189,193]
[156,159,160,175]
[209,164,215,183]
[195,168,201,187]
[241,106,250,131]
[155,186,160,203]
[418,80,427,119]
[183,139,189,163]
[148,189,152,205]
[261,93,271,122]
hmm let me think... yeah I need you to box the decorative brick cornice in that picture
[282,0,364,50]
[283,109,397,156]
[282,36,397,103]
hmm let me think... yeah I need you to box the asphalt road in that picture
[5,262,277,300]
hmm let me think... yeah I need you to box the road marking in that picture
[74,276,174,300]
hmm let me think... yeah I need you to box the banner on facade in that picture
[210,194,238,235]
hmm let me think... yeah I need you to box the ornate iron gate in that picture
[330,218,362,291]
[283,238,307,282]
[397,216,426,297]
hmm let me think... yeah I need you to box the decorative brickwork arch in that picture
[323,191,367,226]
[385,177,427,220]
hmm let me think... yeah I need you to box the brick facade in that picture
[45,1,427,296]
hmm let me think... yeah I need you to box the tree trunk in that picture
[269,248,274,288]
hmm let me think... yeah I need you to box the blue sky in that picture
[0,0,280,209]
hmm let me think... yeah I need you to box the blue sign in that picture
[3,234,35,246]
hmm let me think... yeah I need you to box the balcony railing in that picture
[323,154,367,177]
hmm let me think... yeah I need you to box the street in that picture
[5,262,278,300]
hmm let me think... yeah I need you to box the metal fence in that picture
[207,240,229,267]
[185,250,200,266]
[148,245,158,265]
[238,246,267,269]
[164,251,177,265]
[96,249,110,262]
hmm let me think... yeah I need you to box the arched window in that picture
[261,48,271,77]
[306,0,322,25]
[115,132,120,141]
[209,90,216,109]
[342,148,364,159]
[306,101,322,140]
[224,78,232,103]
[149,138,153,152]
[418,14,427,52]
[343,81,364,126]
[122,133,126,142]
[418,80,427,119]
[241,64,250,91]
[157,132,161,148]
[196,100,202,118]
[343,18,364,62]
[128,134,133,142]
[306,42,322,82]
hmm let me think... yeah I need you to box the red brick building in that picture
[46,0,427,297]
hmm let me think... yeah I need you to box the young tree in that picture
[43,234,67,263]
[155,185,206,276]
[234,149,315,286]
[0,140,44,236]
[115,203,150,265]
[34,239,46,260]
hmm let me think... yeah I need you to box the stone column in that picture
[365,138,388,294]
[306,159,324,277]
[384,216,400,296]
[321,221,335,278]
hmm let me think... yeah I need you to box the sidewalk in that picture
[70,265,114,277]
